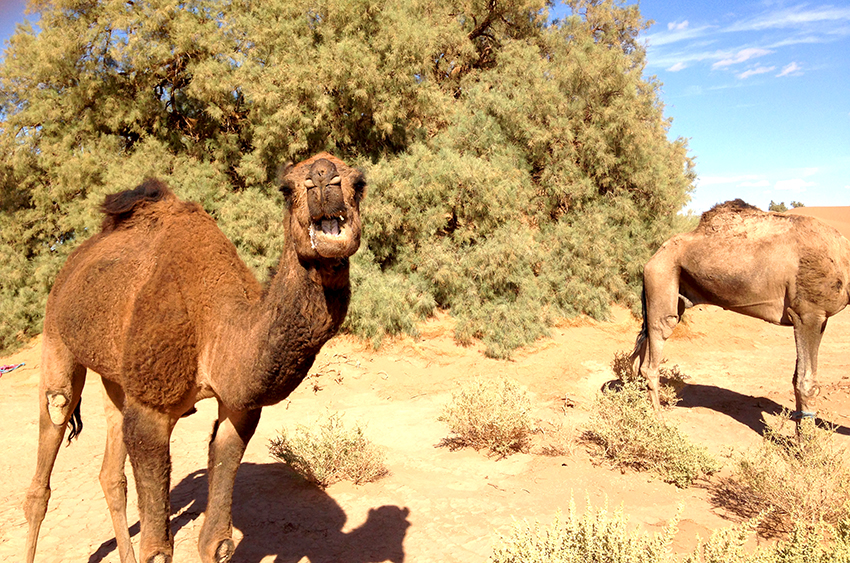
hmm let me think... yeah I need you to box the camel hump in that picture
[698,198,762,230]
[100,178,174,231]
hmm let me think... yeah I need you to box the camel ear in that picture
[276,162,295,200]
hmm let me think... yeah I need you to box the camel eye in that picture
[353,174,366,202]
[279,178,295,199]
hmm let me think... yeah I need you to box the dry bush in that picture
[491,498,850,563]
[583,379,720,488]
[269,412,388,488]
[536,420,580,457]
[439,377,533,458]
[611,350,688,407]
[490,496,679,563]
[716,411,850,532]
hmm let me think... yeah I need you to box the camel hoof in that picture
[146,554,171,563]
[46,392,69,425]
[215,539,234,562]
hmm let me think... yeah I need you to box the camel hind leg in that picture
[787,308,826,420]
[24,334,86,563]
[100,377,138,563]
[634,255,685,411]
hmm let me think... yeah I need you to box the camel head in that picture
[279,152,366,261]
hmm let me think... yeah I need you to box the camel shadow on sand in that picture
[89,462,410,563]
[676,383,850,437]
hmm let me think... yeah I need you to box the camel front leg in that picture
[198,404,261,563]
[788,308,826,420]
[123,400,176,563]
[24,338,86,563]
[100,378,137,563]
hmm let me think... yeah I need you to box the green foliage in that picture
[768,201,805,212]
[439,377,534,458]
[719,413,850,531]
[583,380,720,488]
[0,0,695,355]
[268,411,389,487]
[343,247,436,348]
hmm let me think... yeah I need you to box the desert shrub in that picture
[583,379,720,488]
[683,518,850,563]
[490,497,679,563]
[537,420,580,458]
[719,412,850,531]
[491,500,850,563]
[610,351,689,408]
[269,412,388,488]
[439,377,533,458]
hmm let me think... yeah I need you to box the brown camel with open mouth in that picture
[24,153,365,563]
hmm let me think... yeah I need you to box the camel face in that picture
[281,152,365,260]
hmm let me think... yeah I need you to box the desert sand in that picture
[1,207,849,563]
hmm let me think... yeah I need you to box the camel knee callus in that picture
[24,153,365,563]
[630,199,850,419]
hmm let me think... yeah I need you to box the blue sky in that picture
[2,0,849,212]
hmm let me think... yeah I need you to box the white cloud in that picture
[777,62,802,76]
[668,20,689,31]
[728,5,850,32]
[737,65,776,79]
[713,48,773,68]
[775,178,815,192]
[645,25,714,47]
[667,62,688,72]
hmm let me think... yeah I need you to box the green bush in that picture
[343,247,436,348]
[439,377,533,458]
[269,412,388,488]
[583,380,720,488]
[0,0,695,356]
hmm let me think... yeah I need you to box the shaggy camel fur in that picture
[23,153,365,563]
[630,200,850,417]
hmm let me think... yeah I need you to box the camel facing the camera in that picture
[24,153,365,563]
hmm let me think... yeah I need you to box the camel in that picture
[23,153,365,563]
[629,199,850,419]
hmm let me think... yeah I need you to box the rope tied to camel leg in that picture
[790,410,817,420]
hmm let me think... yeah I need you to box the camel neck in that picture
[217,241,351,410]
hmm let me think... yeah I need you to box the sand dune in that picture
[786,206,850,240]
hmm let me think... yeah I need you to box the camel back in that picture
[100,178,174,232]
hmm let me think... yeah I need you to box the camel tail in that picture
[629,284,649,371]
[66,398,82,445]
[100,178,172,231]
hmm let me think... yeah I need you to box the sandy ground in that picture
[2,208,850,563]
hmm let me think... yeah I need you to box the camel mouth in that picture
[308,214,356,256]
